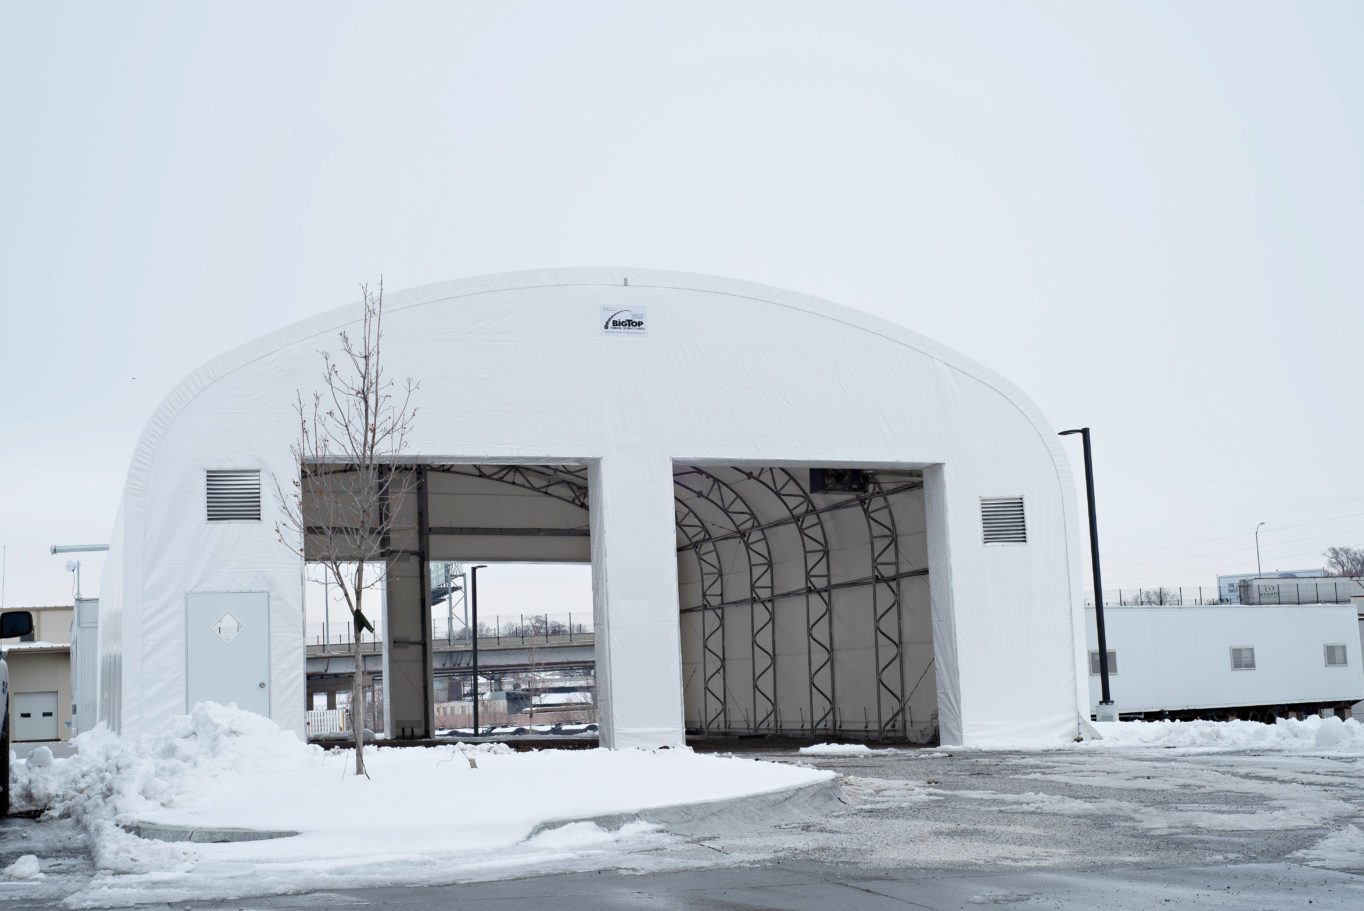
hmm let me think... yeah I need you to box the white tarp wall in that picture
[99,269,1088,747]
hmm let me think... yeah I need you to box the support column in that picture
[923,464,962,746]
[590,454,686,749]
[383,467,435,740]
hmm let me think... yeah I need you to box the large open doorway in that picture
[302,463,595,741]
[674,465,936,743]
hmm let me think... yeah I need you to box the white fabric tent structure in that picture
[99,269,1091,748]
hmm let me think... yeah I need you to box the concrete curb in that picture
[121,821,299,843]
[527,775,844,840]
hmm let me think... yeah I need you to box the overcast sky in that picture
[2,2,1361,611]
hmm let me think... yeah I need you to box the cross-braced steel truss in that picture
[673,496,726,732]
[861,475,908,738]
[733,467,837,735]
[673,468,777,733]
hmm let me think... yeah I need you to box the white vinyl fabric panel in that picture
[100,269,1088,747]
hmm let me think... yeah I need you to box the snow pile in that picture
[3,855,43,880]
[956,716,1364,753]
[1089,716,1364,752]
[1293,824,1364,871]
[18,703,832,905]
[799,743,890,756]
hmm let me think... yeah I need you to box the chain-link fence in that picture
[1088,579,1362,607]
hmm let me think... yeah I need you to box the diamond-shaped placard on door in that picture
[213,611,244,644]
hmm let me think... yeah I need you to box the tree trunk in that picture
[352,626,367,776]
[351,566,368,777]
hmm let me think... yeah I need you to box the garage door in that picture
[14,691,58,742]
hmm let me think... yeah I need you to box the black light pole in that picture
[470,564,488,736]
[1059,427,1113,709]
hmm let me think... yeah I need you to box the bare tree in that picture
[1324,546,1364,578]
[275,279,418,776]
[1138,586,1178,605]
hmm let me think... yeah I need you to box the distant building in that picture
[1,605,74,742]
[1218,570,1320,604]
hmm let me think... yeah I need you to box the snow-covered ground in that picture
[10,704,830,906]
[797,715,1364,756]
[1089,716,1364,751]
[798,742,890,756]
[10,713,1364,907]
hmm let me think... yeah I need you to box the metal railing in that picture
[306,611,594,650]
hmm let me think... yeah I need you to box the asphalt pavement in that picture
[5,745,1363,909]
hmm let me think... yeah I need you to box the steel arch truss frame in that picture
[674,497,727,732]
[430,464,590,511]
[673,469,777,734]
[734,467,837,736]
[861,475,908,739]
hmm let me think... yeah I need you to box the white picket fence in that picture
[305,708,348,736]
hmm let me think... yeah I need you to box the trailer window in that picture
[1325,644,1348,667]
[1230,647,1256,670]
[1088,650,1117,675]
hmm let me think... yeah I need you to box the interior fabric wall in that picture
[100,268,1088,747]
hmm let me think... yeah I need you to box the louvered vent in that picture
[1089,650,1118,676]
[207,469,261,521]
[981,496,1026,544]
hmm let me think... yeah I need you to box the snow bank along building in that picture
[99,269,1091,748]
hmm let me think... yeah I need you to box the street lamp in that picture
[1255,522,1266,577]
[1059,427,1114,714]
[469,564,488,736]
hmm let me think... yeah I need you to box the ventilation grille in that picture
[1231,646,1256,670]
[981,496,1027,544]
[207,469,261,521]
[1325,644,1348,667]
[1088,650,1118,676]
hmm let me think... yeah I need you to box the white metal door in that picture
[13,691,58,741]
[187,592,270,715]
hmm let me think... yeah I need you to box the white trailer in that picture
[1086,604,1364,720]
[1237,576,1364,605]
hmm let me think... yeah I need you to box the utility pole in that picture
[1059,428,1114,714]
[470,564,488,736]
[324,576,331,651]
[1255,522,1266,576]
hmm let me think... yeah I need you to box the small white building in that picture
[100,269,1093,748]
[1087,604,1364,718]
